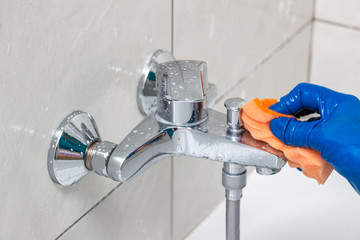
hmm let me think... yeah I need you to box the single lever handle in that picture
[156,60,211,126]
[137,50,217,119]
[156,60,209,101]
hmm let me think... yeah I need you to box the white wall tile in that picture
[187,166,360,240]
[310,22,360,97]
[316,0,360,28]
[0,0,171,239]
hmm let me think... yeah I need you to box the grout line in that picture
[306,0,316,83]
[55,183,122,239]
[183,198,225,240]
[170,157,174,240]
[184,167,257,239]
[312,0,317,21]
[316,18,360,32]
[215,19,312,105]
[170,1,175,239]
[306,24,314,83]
[171,0,174,54]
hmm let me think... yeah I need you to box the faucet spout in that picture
[106,113,175,182]
[105,109,286,183]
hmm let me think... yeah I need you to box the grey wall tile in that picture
[0,0,171,239]
[316,0,360,28]
[173,0,313,95]
[234,25,312,101]
[59,161,172,240]
[173,157,224,240]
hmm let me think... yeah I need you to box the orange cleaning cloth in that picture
[242,98,333,184]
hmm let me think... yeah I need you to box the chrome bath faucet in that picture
[48,50,286,240]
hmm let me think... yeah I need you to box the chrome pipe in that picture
[223,98,246,240]
[226,198,240,240]
[222,162,246,240]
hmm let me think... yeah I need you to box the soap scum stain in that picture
[6,43,12,56]
[107,64,122,72]
[4,123,48,139]
[209,15,215,40]
[113,26,118,40]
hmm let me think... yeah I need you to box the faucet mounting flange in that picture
[47,111,101,186]
[137,49,175,116]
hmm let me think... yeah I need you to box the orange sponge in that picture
[241,98,333,184]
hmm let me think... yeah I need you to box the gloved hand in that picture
[269,83,360,194]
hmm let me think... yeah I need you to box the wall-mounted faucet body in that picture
[48,50,285,186]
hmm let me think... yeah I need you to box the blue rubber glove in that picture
[269,83,360,194]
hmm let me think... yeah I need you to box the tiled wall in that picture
[311,0,360,98]
[0,0,313,239]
